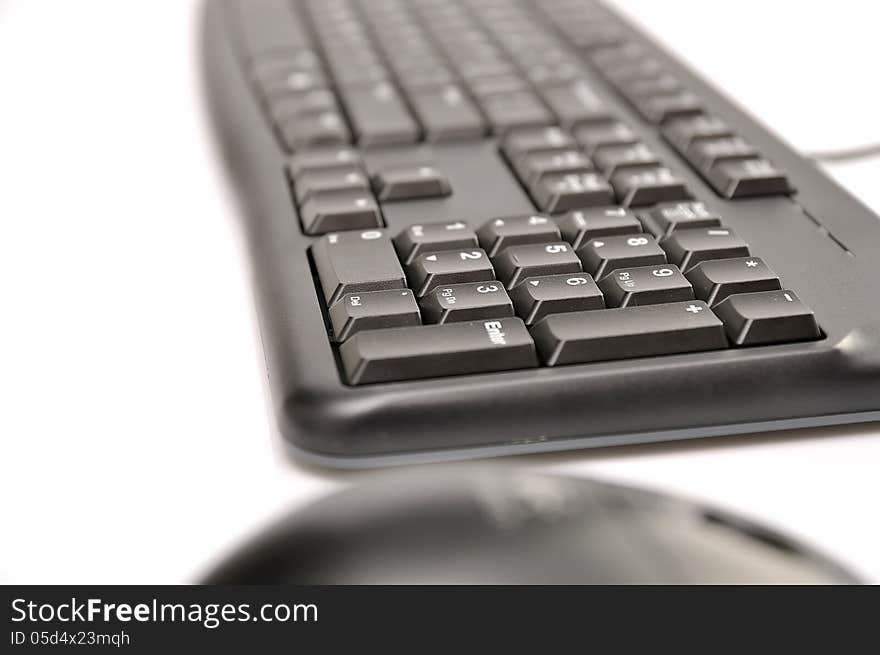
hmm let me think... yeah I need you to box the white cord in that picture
[806,143,880,163]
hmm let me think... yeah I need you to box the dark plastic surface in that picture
[203,469,861,584]
[201,0,880,464]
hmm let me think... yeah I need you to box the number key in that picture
[311,229,406,305]
[420,282,514,324]
[577,234,668,279]
[393,221,478,264]
[476,215,560,256]
[509,273,605,325]
[556,207,643,249]
[407,248,495,296]
[598,264,694,307]
[493,242,583,288]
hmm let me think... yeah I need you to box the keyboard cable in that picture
[806,143,880,164]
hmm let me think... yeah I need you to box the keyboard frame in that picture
[203,0,880,467]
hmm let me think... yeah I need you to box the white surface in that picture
[1,1,879,584]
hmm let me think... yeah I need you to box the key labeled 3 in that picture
[420,282,514,324]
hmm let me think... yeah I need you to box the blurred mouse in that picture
[203,468,859,584]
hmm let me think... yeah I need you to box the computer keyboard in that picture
[203,0,880,465]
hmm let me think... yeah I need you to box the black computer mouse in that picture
[203,468,859,584]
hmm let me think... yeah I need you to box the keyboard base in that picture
[287,409,880,469]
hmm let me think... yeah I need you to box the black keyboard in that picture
[203,0,880,465]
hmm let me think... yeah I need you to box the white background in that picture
[1,1,878,584]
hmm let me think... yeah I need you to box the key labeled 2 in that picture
[407,248,495,296]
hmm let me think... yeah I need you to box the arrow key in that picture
[407,248,495,297]
[510,273,605,325]
[577,234,667,279]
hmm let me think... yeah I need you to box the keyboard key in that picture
[524,61,583,87]
[339,318,538,384]
[713,290,820,346]
[407,248,495,296]
[480,91,555,135]
[409,84,487,141]
[706,158,793,198]
[287,147,363,177]
[468,74,529,97]
[634,91,703,124]
[501,126,576,163]
[577,233,667,279]
[686,257,782,306]
[574,121,638,155]
[299,191,383,235]
[564,23,626,50]
[267,89,339,123]
[661,226,750,272]
[593,143,660,175]
[277,111,351,151]
[618,74,681,100]
[532,172,615,213]
[459,59,517,80]
[556,207,643,249]
[420,282,514,324]
[509,273,605,325]
[373,165,452,201]
[397,64,456,89]
[531,301,727,366]
[662,114,733,151]
[686,136,759,172]
[329,289,422,342]
[476,215,560,257]
[640,201,722,238]
[342,82,420,147]
[294,167,369,203]
[260,70,328,98]
[311,230,406,304]
[251,49,322,82]
[598,264,694,307]
[515,150,594,185]
[541,80,612,128]
[602,58,666,85]
[239,0,305,56]
[610,166,691,207]
[493,242,583,288]
[393,221,478,264]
